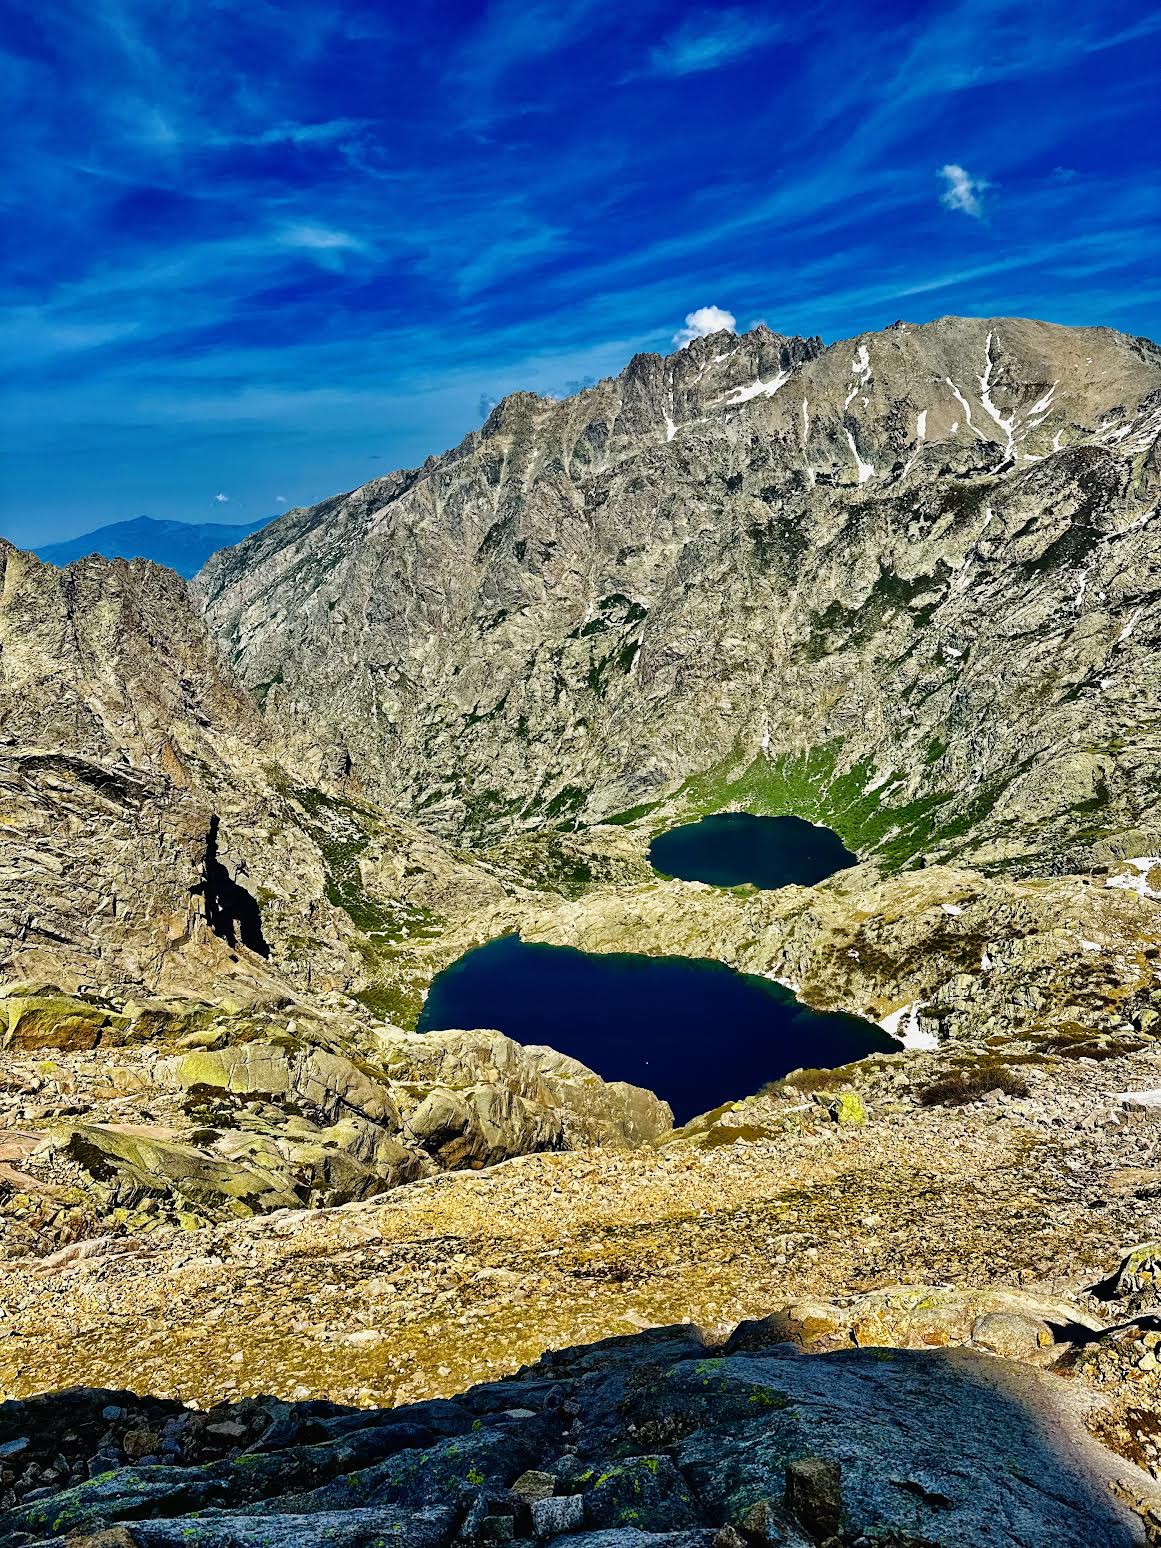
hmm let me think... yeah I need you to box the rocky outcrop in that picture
[1,1304,1157,1546]
[500,850,1161,1046]
[0,989,670,1252]
[374,1028,672,1151]
[0,548,674,1249]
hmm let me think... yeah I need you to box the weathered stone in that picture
[512,1470,557,1503]
[1,996,118,1052]
[122,1428,162,1461]
[580,1455,700,1532]
[739,1498,810,1546]
[531,1493,585,1536]
[91,1505,458,1547]
[970,1311,1051,1359]
[1114,1242,1161,1300]
[783,1457,842,1540]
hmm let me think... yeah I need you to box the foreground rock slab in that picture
[0,1322,1155,1547]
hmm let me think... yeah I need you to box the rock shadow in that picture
[0,1321,1151,1545]
[199,815,269,958]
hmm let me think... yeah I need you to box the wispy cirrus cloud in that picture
[449,0,608,104]
[277,223,370,268]
[645,9,780,76]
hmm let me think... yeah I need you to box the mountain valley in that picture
[6,313,1161,1544]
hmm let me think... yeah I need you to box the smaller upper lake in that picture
[649,813,857,891]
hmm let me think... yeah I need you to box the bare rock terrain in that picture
[5,314,1161,1545]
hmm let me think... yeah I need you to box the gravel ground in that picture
[3,1042,1159,1412]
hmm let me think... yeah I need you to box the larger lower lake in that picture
[649,813,857,890]
[418,934,894,1123]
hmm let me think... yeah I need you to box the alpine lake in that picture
[420,814,894,1123]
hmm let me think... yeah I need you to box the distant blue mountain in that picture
[34,515,273,580]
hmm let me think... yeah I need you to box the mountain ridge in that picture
[195,312,1161,871]
[35,514,273,579]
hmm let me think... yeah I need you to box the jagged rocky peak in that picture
[192,313,1161,870]
[609,324,822,444]
[0,539,264,772]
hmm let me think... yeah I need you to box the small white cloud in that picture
[939,164,988,219]
[280,223,363,251]
[673,305,737,347]
[274,495,288,504]
[214,492,229,503]
[237,119,363,149]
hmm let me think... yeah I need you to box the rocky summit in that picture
[197,315,1161,866]
[5,314,1161,1545]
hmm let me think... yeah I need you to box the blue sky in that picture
[2,0,1160,546]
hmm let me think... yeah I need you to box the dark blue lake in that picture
[649,813,857,890]
[418,934,894,1123]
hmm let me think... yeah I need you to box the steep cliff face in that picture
[0,543,508,1009]
[195,316,1161,873]
[0,543,261,992]
[0,548,672,1246]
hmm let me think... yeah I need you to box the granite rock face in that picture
[0,541,515,1017]
[197,316,1161,872]
[0,1313,1154,1547]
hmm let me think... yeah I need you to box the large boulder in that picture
[161,1043,403,1130]
[1,993,121,1051]
[727,1285,1105,1358]
[47,1124,303,1217]
[378,1028,672,1148]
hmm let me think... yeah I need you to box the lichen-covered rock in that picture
[103,1505,458,1547]
[823,1090,865,1126]
[1114,1242,1161,1305]
[579,1455,700,1532]
[1,1319,1152,1546]
[1,995,119,1052]
[783,1456,841,1541]
[49,1124,305,1217]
